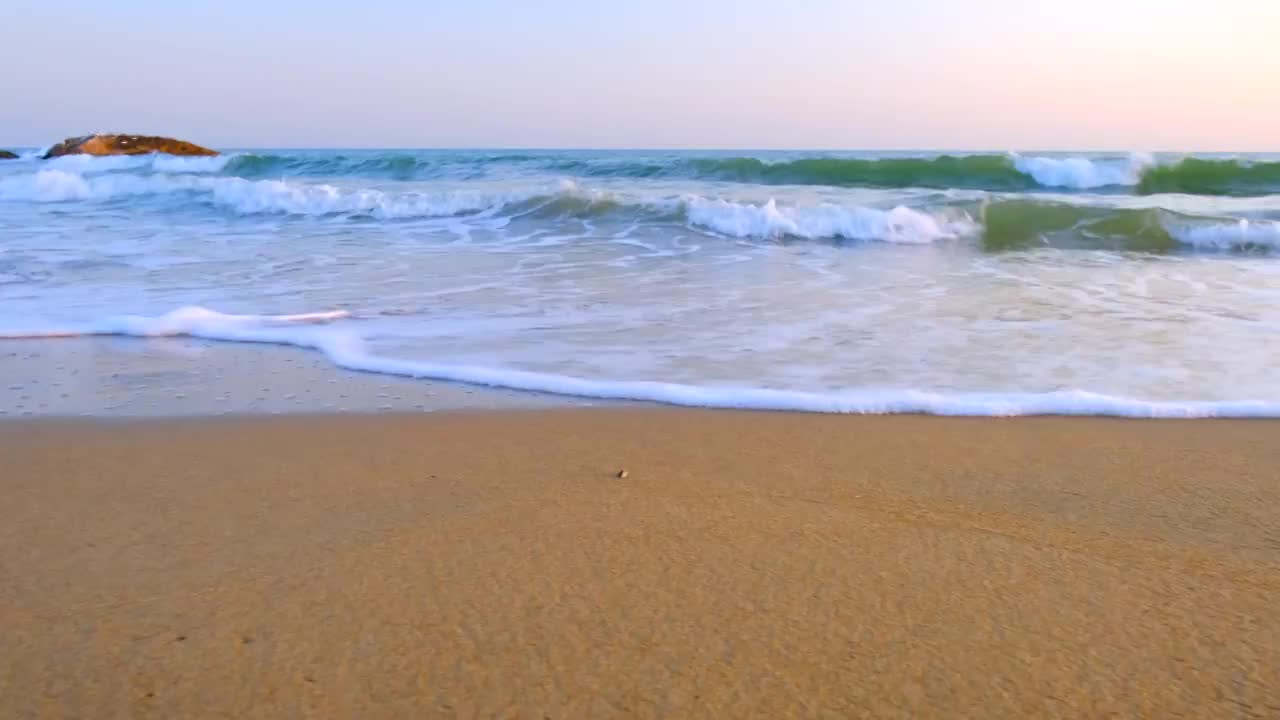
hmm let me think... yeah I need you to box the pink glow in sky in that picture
[2,0,1278,149]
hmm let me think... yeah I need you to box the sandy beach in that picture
[0,338,591,418]
[2,409,1278,718]
[7,1,1280,717]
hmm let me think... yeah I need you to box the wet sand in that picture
[0,338,588,417]
[2,410,1278,718]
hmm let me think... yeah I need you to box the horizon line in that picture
[3,144,1277,155]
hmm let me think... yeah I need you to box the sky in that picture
[3,0,1278,150]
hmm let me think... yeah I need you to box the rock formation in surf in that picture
[0,150,17,159]
[42,134,218,159]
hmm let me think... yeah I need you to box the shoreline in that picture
[6,334,1280,420]
[3,409,1278,717]
[0,337,593,417]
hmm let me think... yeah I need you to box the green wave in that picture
[210,152,1280,196]
[980,200,1181,252]
[689,155,1037,190]
[1137,158,1280,196]
[218,153,1044,189]
[223,153,432,179]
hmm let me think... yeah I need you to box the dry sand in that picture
[2,410,1279,718]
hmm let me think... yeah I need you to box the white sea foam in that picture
[150,154,232,173]
[1169,218,1280,249]
[6,161,1277,251]
[684,197,975,243]
[0,170,542,218]
[0,169,151,202]
[26,170,92,202]
[4,307,1279,418]
[42,152,230,174]
[202,177,527,218]
[1012,153,1153,189]
[0,169,973,242]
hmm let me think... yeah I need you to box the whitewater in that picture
[3,148,1280,416]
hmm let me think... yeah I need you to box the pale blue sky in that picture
[3,0,1277,150]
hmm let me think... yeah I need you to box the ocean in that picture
[2,148,1280,417]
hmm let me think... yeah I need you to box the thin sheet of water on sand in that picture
[0,337,591,417]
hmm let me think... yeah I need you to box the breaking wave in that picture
[979,200,1280,251]
[11,150,1280,195]
[3,168,1276,249]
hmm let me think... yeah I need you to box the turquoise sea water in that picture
[2,148,1280,415]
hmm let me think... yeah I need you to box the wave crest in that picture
[1011,153,1152,190]
[40,153,231,174]
[12,151,1280,195]
[690,155,1037,190]
[1137,157,1280,196]
[4,168,1276,250]
[0,169,539,218]
[686,197,974,243]
[980,200,1280,251]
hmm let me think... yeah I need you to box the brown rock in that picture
[42,134,218,159]
[0,150,17,160]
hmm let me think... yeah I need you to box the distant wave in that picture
[1010,153,1152,190]
[10,151,1280,195]
[689,154,1141,191]
[218,152,1152,192]
[688,154,1280,195]
[5,306,1280,418]
[0,169,537,218]
[1136,157,1280,196]
[40,153,232,174]
[222,153,434,179]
